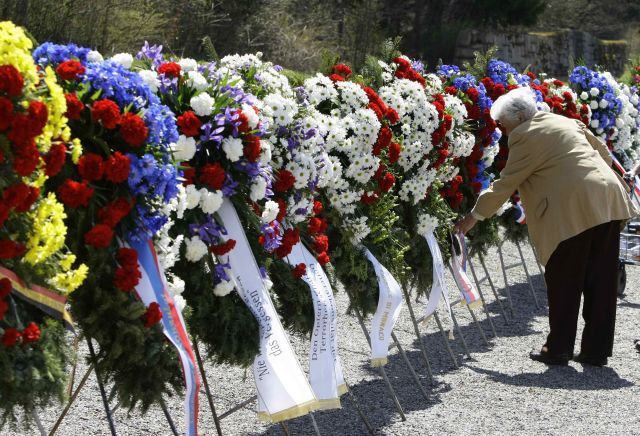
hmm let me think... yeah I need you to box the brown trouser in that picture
[543,220,621,358]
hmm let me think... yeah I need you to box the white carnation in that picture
[138,70,160,93]
[590,87,600,97]
[199,189,223,215]
[242,104,259,129]
[213,279,235,297]
[190,93,214,116]
[250,177,267,202]
[172,135,197,161]
[87,50,104,63]
[187,71,208,91]
[261,200,280,223]
[185,184,201,209]
[222,137,244,162]
[185,236,208,262]
[179,58,198,72]
[173,295,187,312]
[590,100,599,110]
[590,119,600,128]
[111,53,133,68]
[580,91,589,101]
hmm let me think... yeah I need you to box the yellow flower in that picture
[60,254,77,271]
[49,263,88,294]
[71,138,83,164]
[0,21,38,86]
[37,66,68,153]
[24,193,68,266]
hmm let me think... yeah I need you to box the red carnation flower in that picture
[12,142,39,176]
[0,240,26,259]
[237,110,250,133]
[15,186,40,213]
[84,224,114,248]
[104,151,131,183]
[78,153,104,181]
[274,228,300,258]
[274,169,296,192]
[553,79,564,87]
[44,143,67,177]
[388,141,401,164]
[0,278,11,299]
[21,322,40,343]
[0,96,14,131]
[1,328,20,347]
[313,234,329,254]
[292,263,306,279]
[117,247,138,268]
[210,239,237,256]
[373,126,392,155]
[7,114,34,148]
[317,252,331,265]
[57,179,94,208]
[0,65,24,97]
[384,107,400,125]
[199,163,226,190]
[27,101,48,138]
[98,197,134,227]
[379,172,395,193]
[3,182,29,208]
[308,217,327,235]
[392,57,411,70]
[0,299,7,321]
[158,62,181,79]
[361,191,379,205]
[64,93,84,120]
[331,64,352,79]
[114,267,140,292]
[329,74,345,83]
[143,302,163,327]
[119,113,148,147]
[243,135,261,162]
[182,164,196,185]
[275,198,287,222]
[444,86,458,95]
[368,102,383,121]
[177,111,202,137]
[91,99,121,129]
[56,60,85,81]
[313,200,323,216]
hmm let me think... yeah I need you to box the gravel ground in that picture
[5,239,640,436]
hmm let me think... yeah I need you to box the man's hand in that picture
[454,214,478,235]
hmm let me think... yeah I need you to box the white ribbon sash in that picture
[449,232,481,307]
[285,242,346,409]
[422,230,454,326]
[363,248,404,367]
[216,199,317,422]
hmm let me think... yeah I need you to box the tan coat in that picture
[471,111,638,265]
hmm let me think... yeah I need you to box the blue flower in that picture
[144,103,179,147]
[437,64,460,78]
[33,42,90,66]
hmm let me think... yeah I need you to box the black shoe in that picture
[529,350,571,366]
[573,353,608,367]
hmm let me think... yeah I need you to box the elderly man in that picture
[456,87,638,366]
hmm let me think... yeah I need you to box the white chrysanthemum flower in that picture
[111,53,133,68]
[179,58,198,72]
[172,135,197,162]
[168,276,185,295]
[344,216,370,245]
[199,189,223,215]
[222,137,244,162]
[138,70,160,93]
[185,236,208,262]
[190,93,214,116]
[173,294,187,312]
[259,139,272,164]
[304,74,338,106]
[261,200,280,223]
[417,214,438,235]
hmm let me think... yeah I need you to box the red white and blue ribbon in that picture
[611,153,626,176]
[130,239,200,436]
[449,232,481,306]
[514,201,526,225]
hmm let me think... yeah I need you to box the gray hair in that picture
[490,87,538,124]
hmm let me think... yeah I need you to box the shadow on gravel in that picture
[465,364,634,391]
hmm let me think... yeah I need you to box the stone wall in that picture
[453,29,628,78]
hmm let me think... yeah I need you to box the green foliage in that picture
[0,312,68,427]
[497,210,529,244]
[463,46,500,79]
[281,69,309,87]
[466,217,500,257]
[270,260,315,337]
